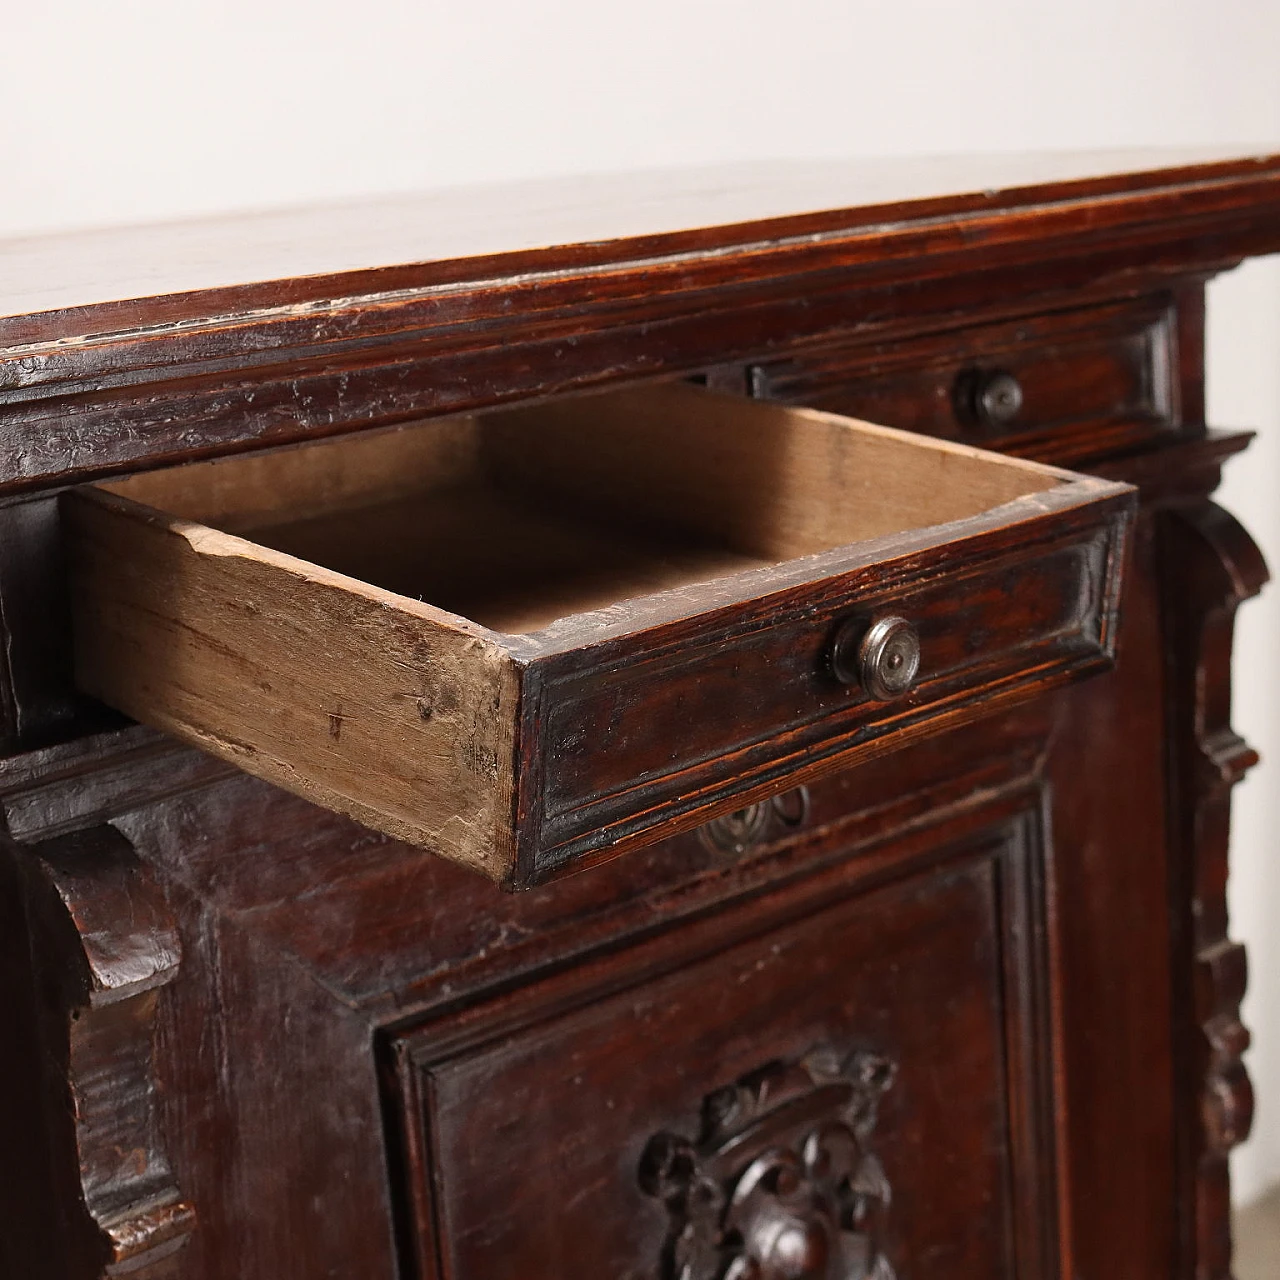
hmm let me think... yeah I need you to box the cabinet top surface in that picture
[4,147,1279,335]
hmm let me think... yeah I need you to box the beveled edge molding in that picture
[8,824,196,1278]
[2,165,1278,494]
[0,722,235,844]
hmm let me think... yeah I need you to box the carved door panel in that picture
[386,802,1058,1279]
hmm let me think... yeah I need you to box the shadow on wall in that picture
[1234,1185,1280,1277]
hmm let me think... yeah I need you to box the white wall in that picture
[5,0,1279,1203]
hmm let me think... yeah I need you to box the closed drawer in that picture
[387,812,1055,1278]
[752,298,1178,464]
[62,382,1132,887]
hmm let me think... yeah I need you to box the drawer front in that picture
[751,298,1177,464]
[387,809,1056,1279]
[530,523,1116,875]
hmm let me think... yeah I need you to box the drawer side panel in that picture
[62,491,521,882]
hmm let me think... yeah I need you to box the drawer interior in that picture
[101,382,1065,635]
[70,381,1127,885]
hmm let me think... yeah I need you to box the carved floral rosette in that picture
[640,1047,897,1280]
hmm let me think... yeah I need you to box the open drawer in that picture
[62,383,1134,887]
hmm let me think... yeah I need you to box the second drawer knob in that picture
[833,615,921,700]
[976,369,1024,427]
[955,367,1024,430]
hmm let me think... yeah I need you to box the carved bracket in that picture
[1163,501,1268,1280]
[639,1047,897,1280]
[3,825,194,1278]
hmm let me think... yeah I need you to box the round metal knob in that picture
[974,369,1024,428]
[831,615,920,700]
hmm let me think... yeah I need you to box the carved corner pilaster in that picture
[3,825,194,1278]
[1162,501,1268,1280]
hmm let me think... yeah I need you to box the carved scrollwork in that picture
[1163,501,1268,1280]
[639,1047,896,1280]
[2,825,195,1277]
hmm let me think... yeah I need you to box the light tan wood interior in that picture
[102,383,1064,634]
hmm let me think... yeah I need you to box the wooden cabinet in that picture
[0,149,1277,1279]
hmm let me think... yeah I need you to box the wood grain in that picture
[104,384,1076,634]
[2,149,1275,326]
[62,489,522,880]
[485,382,1065,560]
[752,294,1179,464]
[2,152,1280,497]
[0,826,194,1279]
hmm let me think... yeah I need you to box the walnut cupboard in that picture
[0,149,1276,1280]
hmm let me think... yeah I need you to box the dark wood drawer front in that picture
[534,525,1115,872]
[751,298,1177,464]
[388,814,1055,1280]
